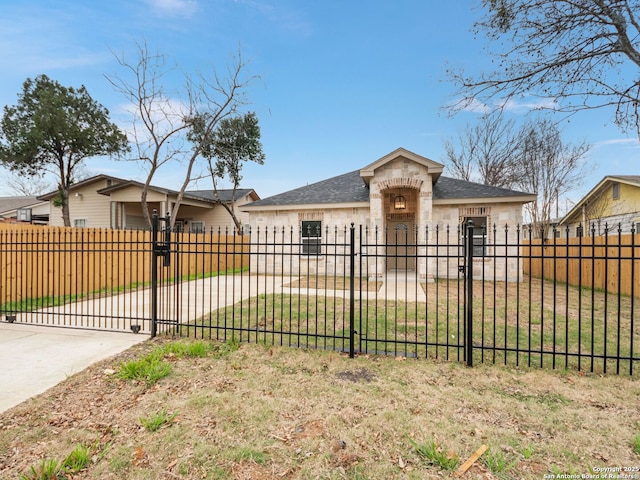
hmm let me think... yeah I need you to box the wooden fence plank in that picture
[524,234,640,297]
[0,226,248,306]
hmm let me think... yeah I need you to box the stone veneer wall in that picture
[366,157,433,280]
[247,207,371,276]
[431,202,525,282]
[247,202,526,281]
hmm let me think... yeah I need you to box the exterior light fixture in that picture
[394,195,406,210]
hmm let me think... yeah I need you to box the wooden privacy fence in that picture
[0,226,249,306]
[523,234,640,297]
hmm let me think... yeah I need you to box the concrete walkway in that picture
[0,322,147,413]
[0,274,417,414]
[19,274,292,334]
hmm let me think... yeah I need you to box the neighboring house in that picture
[0,196,49,225]
[559,175,640,237]
[241,148,536,281]
[37,174,259,231]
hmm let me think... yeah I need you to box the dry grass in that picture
[1,338,639,479]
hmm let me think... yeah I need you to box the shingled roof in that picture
[432,176,534,200]
[186,189,257,203]
[245,170,369,207]
[245,170,534,209]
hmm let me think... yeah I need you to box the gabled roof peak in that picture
[359,147,444,185]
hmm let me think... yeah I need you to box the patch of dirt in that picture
[335,367,377,383]
[295,419,326,439]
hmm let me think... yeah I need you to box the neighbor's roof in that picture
[0,196,44,214]
[560,175,640,224]
[37,174,257,205]
[99,181,257,204]
[186,189,259,203]
[243,170,535,210]
[37,174,125,200]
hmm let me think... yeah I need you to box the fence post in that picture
[465,219,474,367]
[349,223,356,359]
[151,210,159,338]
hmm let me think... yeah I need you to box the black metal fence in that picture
[0,226,153,333]
[149,216,639,375]
[1,218,638,374]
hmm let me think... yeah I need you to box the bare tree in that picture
[443,112,519,187]
[513,118,591,238]
[582,187,615,235]
[106,42,255,228]
[448,0,640,136]
[5,171,52,196]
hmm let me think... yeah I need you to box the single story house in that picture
[559,175,640,237]
[0,196,50,224]
[241,148,536,281]
[37,174,259,232]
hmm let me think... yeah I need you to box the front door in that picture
[387,217,416,271]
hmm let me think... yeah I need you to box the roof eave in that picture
[432,195,537,205]
[241,201,370,212]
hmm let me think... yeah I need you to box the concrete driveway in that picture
[0,322,148,413]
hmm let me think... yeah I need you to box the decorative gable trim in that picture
[377,177,424,191]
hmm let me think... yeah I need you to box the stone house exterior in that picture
[242,148,536,281]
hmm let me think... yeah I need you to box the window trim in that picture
[301,220,322,256]
[464,216,487,257]
[73,218,88,228]
[612,182,620,200]
[190,221,205,233]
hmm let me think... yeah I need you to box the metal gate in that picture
[150,211,178,337]
[0,225,154,333]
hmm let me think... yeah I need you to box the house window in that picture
[612,182,620,200]
[464,216,487,257]
[301,220,322,256]
[576,225,584,237]
[190,221,205,233]
[74,218,87,228]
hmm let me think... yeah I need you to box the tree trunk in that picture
[61,187,71,227]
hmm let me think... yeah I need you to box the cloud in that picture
[449,95,559,115]
[0,8,109,76]
[143,0,199,18]
[444,96,491,114]
[594,137,640,147]
[499,96,559,113]
[114,98,192,144]
[233,0,311,34]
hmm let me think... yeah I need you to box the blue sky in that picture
[0,0,638,211]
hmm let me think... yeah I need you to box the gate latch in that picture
[458,265,465,275]
[156,242,171,267]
